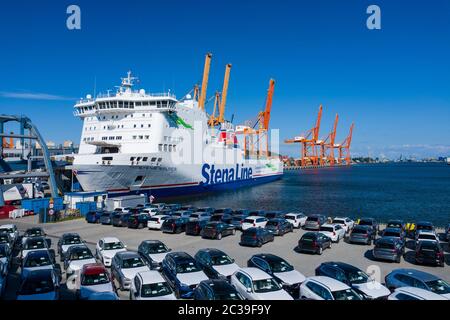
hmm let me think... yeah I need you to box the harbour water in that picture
[175,163,450,226]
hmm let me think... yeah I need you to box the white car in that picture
[130,271,176,300]
[21,237,50,260]
[241,216,268,231]
[284,213,307,228]
[231,267,293,300]
[300,276,362,300]
[319,224,346,242]
[95,237,127,267]
[64,245,97,276]
[0,224,19,243]
[141,208,159,216]
[111,251,151,290]
[415,231,439,244]
[331,217,354,233]
[388,286,448,300]
[114,207,132,213]
[147,215,169,230]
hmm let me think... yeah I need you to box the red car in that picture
[0,205,16,219]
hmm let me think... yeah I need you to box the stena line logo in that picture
[201,163,253,185]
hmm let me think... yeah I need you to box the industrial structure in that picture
[284,106,354,168]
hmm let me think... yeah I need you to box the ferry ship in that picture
[72,65,283,198]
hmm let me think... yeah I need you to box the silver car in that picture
[304,215,326,230]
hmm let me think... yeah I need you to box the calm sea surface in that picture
[175,163,450,226]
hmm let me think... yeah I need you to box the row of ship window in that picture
[85,113,154,121]
[85,123,151,131]
[78,100,174,113]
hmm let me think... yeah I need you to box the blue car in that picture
[16,269,60,300]
[161,252,208,299]
[85,211,103,224]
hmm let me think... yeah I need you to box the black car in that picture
[194,248,238,280]
[247,210,265,217]
[265,218,293,236]
[209,213,233,224]
[99,211,114,225]
[297,232,332,255]
[185,219,209,236]
[0,232,13,249]
[247,253,303,298]
[415,240,445,267]
[137,240,171,269]
[127,213,151,229]
[264,211,285,220]
[315,262,388,300]
[357,218,380,234]
[240,227,274,247]
[161,217,188,234]
[193,279,244,300]
[201,222,236,240]
[112,213,132,227]
[57,233,84,262]
[19,227,46,247]
[230,215,246,230]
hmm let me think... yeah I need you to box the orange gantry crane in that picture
[338,123,354,165]
[285,105,323,166]
[196,53,212,111]
[208,64,232,127]
[318,114,339,166]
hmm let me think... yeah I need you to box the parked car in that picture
[373,237,405,263]
[388,286,448,300]
[264,211,285,220]
[331,217,354,233]
[240,227,274,247]
[20,227,46,246]
[85,211,102,224]
[247,253,305,298]
[415,231,440,245]
[165,204,181,211]
[172,210,193,219]
[265,218,293,236]
[16,269,60,300]
[414,221,435,236]
[230,215,247,230]
[130,270,176,300]
[304,214,326,230]
[21,249,60,281]
[0,232,13,251]
[348,225,376,245]
[445,223,450,242]
[201,222,236,240]
[161,217,188,234]
[193,279,244,300]
[380,227,406,246]
[0,244,11,274]
[0,261,6,297]
[385,269,450,298]
[161,251,209,299]
[247,210,265,217]
[195,207,215,214]
[127,213,151,229]
[315,261,390,299]
[232,209,250,216]
[147,215,169,230]
[111,251,151,291]
[0,224,19,243]
[185,219,209,236]
[63,245,97,276]
[231,267,293,300]
[415,240,445,267]
[284,213,307,229]
[357,217,380,234]
[140,207,159,217]
[180,205,197,212]
[189,212,211,222]
[95,237,127,267]
[298,232,332,255]
[57,233,84,262]
[137,240,171,268]
[319,224,345,242]
[111,213,127,227]
[99,211,114,225]
[113,207,132,214]
[77,263,117,300]
[386,219,406,234]
[300,276,362,300]
[195,248,240,280]
[20,236,52,260]
[241,216,268,231]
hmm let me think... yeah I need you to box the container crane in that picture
[338,123,354,165]
[208,64,232,127]
[198,53,212,111]
[317,114,339,166]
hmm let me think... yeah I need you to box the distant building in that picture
[63,140,74,148]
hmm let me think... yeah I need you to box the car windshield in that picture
[20,275,54,295]
[0,235,8,243]
[176,261,201,273]
[425,279,450,294]
[320,226,334,233]
[358,220,373,226]
[103,242,124,250]
[145,243,168,254]
[266,221,279,227]
[307,217,318,222]
[384,231,400,237]
[376,242,395,249]
[26,229,43,237]
[351,228,367,234]
[387,222,402,228]
[243,219,255,224]
[420,242,440,251]
[81,272,110,286]
[63,236,82,245]
[70,249,93,260]
[0,228,14,233]
[417,225,433,231]
[252,278,281,293]
[24,239,46,250]
[345,269,370,284]
[24,255,52,268]
[211,254,233,266]
[332,219,345,224]
[122,257,145,269]
[285,216,295,220]
[268,259,294,273]
[418,234,436,240]
[141,282,173,297]
[332,288,361,300]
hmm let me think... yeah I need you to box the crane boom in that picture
[218,63,232,123]
[198,53,212,111]
[313,104,323,141]
[263,79,275,130]
[330,114,339,145]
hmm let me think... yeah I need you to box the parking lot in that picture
[1,215,449,300]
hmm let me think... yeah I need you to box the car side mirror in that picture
[246,287,252,293]
[168,248,172,252]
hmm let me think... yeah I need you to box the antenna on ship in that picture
[120,70,138,93]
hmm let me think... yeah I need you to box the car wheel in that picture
[318,247,323,255]
[257,241,262,248]
[175,287,181,299]
[217,233,222,240]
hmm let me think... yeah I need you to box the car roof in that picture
[68,244,90,252]
[394,287,446,300]
[416,221,433,226]
[387,219,404,223]
[138,270,165,283]
[322,261,360,273]
[141,240,163,245]
[116,251,139,259]
[353,225,371,230]
[25,236,46,242]
[384,227,402,232]
[417,231,436,236]
[320,224,336,228]
[82,263,107,275]
[307,276,350,290]
[0,224,16,229]
[168,251,194,261]
[244,215,264,220]
[391,269,439,281]
[26,250,51,258]
[200,279,235,292]
[252,253,286,263]
[239,267,272,280]
[62,233,80,238]
[285,212,304,216]
[378,236,398,243]
[268,218,285,222]
[101,237,121,243]
[332,217,349,220]
[198,248,226,256]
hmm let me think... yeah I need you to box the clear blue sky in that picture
[0,0,449,159]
